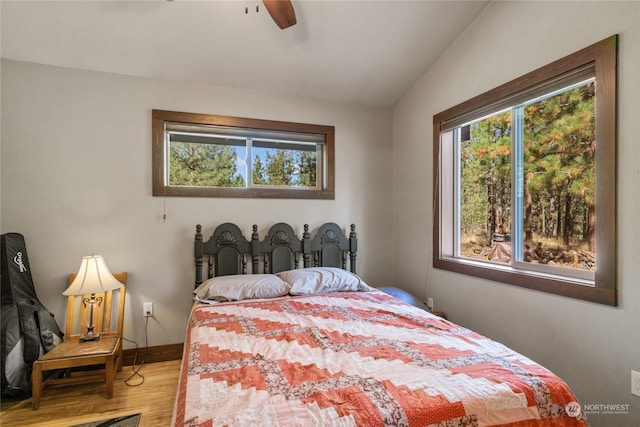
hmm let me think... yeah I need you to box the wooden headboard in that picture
[194,222,357,286]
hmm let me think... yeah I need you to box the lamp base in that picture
[79,329,100,342]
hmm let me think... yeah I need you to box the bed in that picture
[173,222,588,426]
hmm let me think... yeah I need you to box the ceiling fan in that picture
[168,0,297,30]
[261,0,297,29]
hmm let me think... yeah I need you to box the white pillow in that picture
[193,274,291,301]
[277,267,372,295]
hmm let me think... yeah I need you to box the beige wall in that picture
[393,1,640,425]
[0,59,394,349]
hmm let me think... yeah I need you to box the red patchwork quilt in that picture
[172,290,588,426]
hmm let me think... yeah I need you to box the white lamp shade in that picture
[63,255,123,296]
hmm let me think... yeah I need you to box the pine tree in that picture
[252,148,316,187]
[524,82,595,248]
[169,143,244,187]
[295,151,317,187]
[263,149,295,185]
[252,156,267,185]
[459,81,595,261]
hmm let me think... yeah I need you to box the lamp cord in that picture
[121,316,149,387]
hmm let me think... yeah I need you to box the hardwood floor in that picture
[0,360,181,427]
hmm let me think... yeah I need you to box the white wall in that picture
[393,2,640,426]
[0,60,394,350]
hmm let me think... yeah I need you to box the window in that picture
[152,110,335,199]
[433,35,617,305]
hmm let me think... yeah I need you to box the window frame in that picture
[152,110,335,199]
[432,35,617,305]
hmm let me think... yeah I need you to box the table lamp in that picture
[63,255,123,342]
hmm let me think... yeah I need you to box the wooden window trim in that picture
[432,35,617,305]
[152,110,335,199]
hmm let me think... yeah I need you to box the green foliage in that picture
[169,141,318,189]
[460,111,512,239]
[523,82,595,246]
[526,84,595,197]
[252,149,316,187]
[459,81,596,253]
[169,142,244,187]
[252,156,267,185]
[296,151,317,187]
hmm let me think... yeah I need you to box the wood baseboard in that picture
[122,343,183,366]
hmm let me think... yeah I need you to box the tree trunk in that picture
[488,182,496,238]
[555,193,562,239]
[499,176,509,234]
[563,192,572,246]
[524,188,533,242]
[540,200,546,237]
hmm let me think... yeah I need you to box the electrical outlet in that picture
[143,302,153,317]
[632,370,640,397]
[426,297,434,311]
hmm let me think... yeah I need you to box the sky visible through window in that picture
[234,145,248,183]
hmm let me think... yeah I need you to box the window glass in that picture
[152,110,335,199]
[168,133,245,187]
[458,110,512,263]
[520,81,596,273]
[454,80,595,281]
[252,139,318,188]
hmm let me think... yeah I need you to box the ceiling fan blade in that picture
[262,0,297,29]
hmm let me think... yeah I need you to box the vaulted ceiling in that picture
[1,1,489,107]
